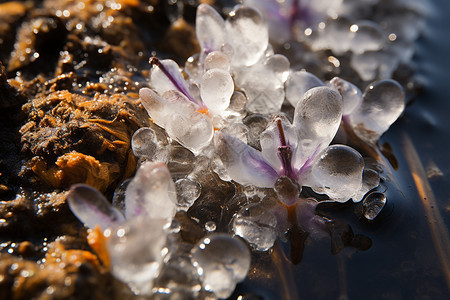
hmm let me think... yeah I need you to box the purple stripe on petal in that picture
[298,143,322,178]
[68,184,125,231]
[150,57,202,106]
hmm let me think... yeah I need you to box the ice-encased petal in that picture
[200,69,233,114]
[226,5,269,67]
[296,198,328,238]
[68,184,125,231]
[293,87,343,168]
[107,217,168,295]
[196,4,226,57]
[285,70,324,107]
[150,59,198,105]
[349,79,405,143]
[139,88,170,127]
[260,115,298,172]
[305,145,364,202]
[165,111,214,153]
[214,131,278,188]
[125,162,177,222]
[328,77,362,116]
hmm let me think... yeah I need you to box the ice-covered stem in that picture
[149,57,201,106]
[276,118,296,180]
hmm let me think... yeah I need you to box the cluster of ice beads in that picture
[245,0,426,81]
[66,1,414,298]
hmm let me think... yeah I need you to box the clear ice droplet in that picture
[362,192,386,220]
[131,127,158,158]
[308,145,364,202]
[175,178,201,211]
[191,233,251,299]
[232,203,277,251]
[349,79,405,143]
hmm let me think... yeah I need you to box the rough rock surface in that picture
[0,0,199,298]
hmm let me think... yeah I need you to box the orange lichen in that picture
[31,152,120,192]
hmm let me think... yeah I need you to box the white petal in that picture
[68,184,125,231]
[125,162,177,222]
[214,132,278,188]
[196,4,226,57]
[293,86,343,168]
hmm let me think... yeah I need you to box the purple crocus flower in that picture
[215,86,366,205]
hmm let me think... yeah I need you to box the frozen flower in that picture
[215,86,373,205]
[139,57,234,153]
[67,162,177,295]
[192,4,290,114]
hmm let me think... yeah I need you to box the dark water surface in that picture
[234,0,450,299]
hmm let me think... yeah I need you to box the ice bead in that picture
[308,145,364,202]
[235,54,289,114]
[214,132,278,188]
[175,178,201,211]
[131,127,158,159]
[362,192,386,220]
[196,4,226,58]
[222,122,249,144]
[226,6,269,67]
[349,21,385,55]
[274,176,301,206]
[125,162,177,222]
[191,233,251,299]
[232,203,277,251]
[285,70,324,107]
[106,218,168,295]
[293,87,343,167]
[349,79,405,143]
[350,50,400,81]
[227,91,247,115]
[204,51,230,72]
[328,77,362,116]
[153,255,202,299]
[322,17,353,55]
[68,184,125,231]
[200,69,233,114]
[165,112,214,154]
[354,169,380,202]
